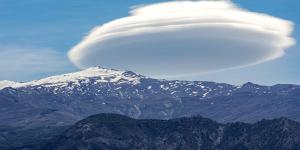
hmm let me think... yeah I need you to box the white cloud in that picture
[68,0,295,78]
[0,46,73,81]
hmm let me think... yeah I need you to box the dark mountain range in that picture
[0,67,299,148]
[13,113,300,150]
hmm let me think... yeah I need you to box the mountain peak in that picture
[243,82,255,86]
[242,82,263,88]
[77,66,125,76]
[83,66,143,77]
[0,67,143,89]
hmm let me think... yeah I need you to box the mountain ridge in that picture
[0,66,299,127]
[26,113,300,150]
[2,66,295,90]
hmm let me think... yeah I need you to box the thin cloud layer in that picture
[0,46,73,81]
[68,0,295,78]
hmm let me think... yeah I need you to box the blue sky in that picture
[0,0,299,85]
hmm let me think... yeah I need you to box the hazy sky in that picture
[0,0,299,85]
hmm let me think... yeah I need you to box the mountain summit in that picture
[0,67,144,90]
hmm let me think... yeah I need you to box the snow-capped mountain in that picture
[0,66,240,100]
[0,67,142,89]
[0,67,299,129]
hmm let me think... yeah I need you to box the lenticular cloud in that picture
[68,0,295,78]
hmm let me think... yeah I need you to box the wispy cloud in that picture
[0,46,74,81]
[68,0,295,78]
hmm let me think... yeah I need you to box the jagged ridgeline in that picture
[13,114,300,150]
